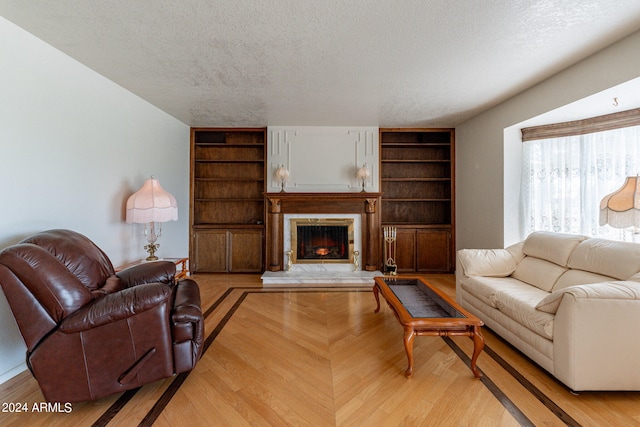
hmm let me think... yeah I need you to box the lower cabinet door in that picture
[192,230,228,273]
[394,229,416,273]
[192,229,264,273]
[229,229,263,273]
[417,229,452,272]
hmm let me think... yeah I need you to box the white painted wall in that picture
[267,126,379,193]
[0,18,190,383]
[456,29,640,250]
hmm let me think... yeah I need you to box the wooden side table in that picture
[117,257,189,280]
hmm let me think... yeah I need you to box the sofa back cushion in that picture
[521,231,587,266]
[567,238,640,280]
[512,257,567,292]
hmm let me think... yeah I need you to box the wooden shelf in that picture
[381,143,451,146]
[380,128,455,273]
[190,128,266,273]
[382,178,451,181]
[194,159,264,163]
[194,198,264,202]
[383,198,451,202]
[381,159,450,163]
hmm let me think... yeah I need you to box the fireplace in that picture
[283,214,360,272]
[265,192,382,273]
[290,218,354,264]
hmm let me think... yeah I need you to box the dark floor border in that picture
[94,286,578,426]
[443,336,535,427]
[481,340,581,427]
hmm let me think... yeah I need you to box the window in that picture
[521,110,640,241]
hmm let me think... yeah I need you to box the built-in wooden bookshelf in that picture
[380,128,455,272]
[190,128,266,272]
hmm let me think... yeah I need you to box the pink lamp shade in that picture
[599,176,640,229]
[126,178,178,224]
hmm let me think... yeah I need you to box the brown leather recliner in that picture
[0,229,204,403]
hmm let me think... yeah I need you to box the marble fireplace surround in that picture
[261,192,383,285]
[286,214,356,267]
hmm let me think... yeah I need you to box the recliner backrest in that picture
[0,230,113,350]
[21,229,115,291]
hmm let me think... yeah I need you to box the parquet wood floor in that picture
[0,274,639,426]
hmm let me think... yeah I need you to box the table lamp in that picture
[274,165,289,192]
[357,164,370,192]
[126,177,178,260]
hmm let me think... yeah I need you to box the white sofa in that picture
[456,231,640,391]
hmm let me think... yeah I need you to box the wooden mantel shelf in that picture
[264,192,382,272]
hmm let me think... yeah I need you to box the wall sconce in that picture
[599,176,640,232]
[357,164,370,192]
[126,176,178,260]
[275,165,290,192]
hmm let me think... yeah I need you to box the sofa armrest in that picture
[60,283,173,333]
[457,248,518,277]
[116,261,176,287]
[553,281,640,391]
[536,281,640,314]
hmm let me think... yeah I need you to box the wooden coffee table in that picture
[373,275,484,378]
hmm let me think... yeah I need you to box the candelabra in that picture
[383,226,397,275]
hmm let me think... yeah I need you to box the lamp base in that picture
[144,243,159,261]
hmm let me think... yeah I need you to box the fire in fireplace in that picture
[290,218,354,264]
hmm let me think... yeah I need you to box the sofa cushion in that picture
[491,283,555,340]
[457,248,517,277]
[511,257,567,292]
[459,276,525,308]
[567,238,640,280]
[552,269,615,292]
[521,231,587,266]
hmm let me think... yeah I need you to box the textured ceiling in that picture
[2,1,640,127]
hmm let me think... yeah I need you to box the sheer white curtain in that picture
[521,125,640,241]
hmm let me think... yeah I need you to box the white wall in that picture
[0,18,190,383]
[456,29,640,250]
[267,126,379,193]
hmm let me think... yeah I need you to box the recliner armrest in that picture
[171,279,203,341]
[171,279,204,366]
[60,283,172,333]
[116,261,176,287]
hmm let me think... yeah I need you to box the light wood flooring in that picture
[1,274,639,426]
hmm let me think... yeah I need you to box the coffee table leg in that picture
[470,326,485,378]
[403,326,415,378]
[373,284,381,313]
